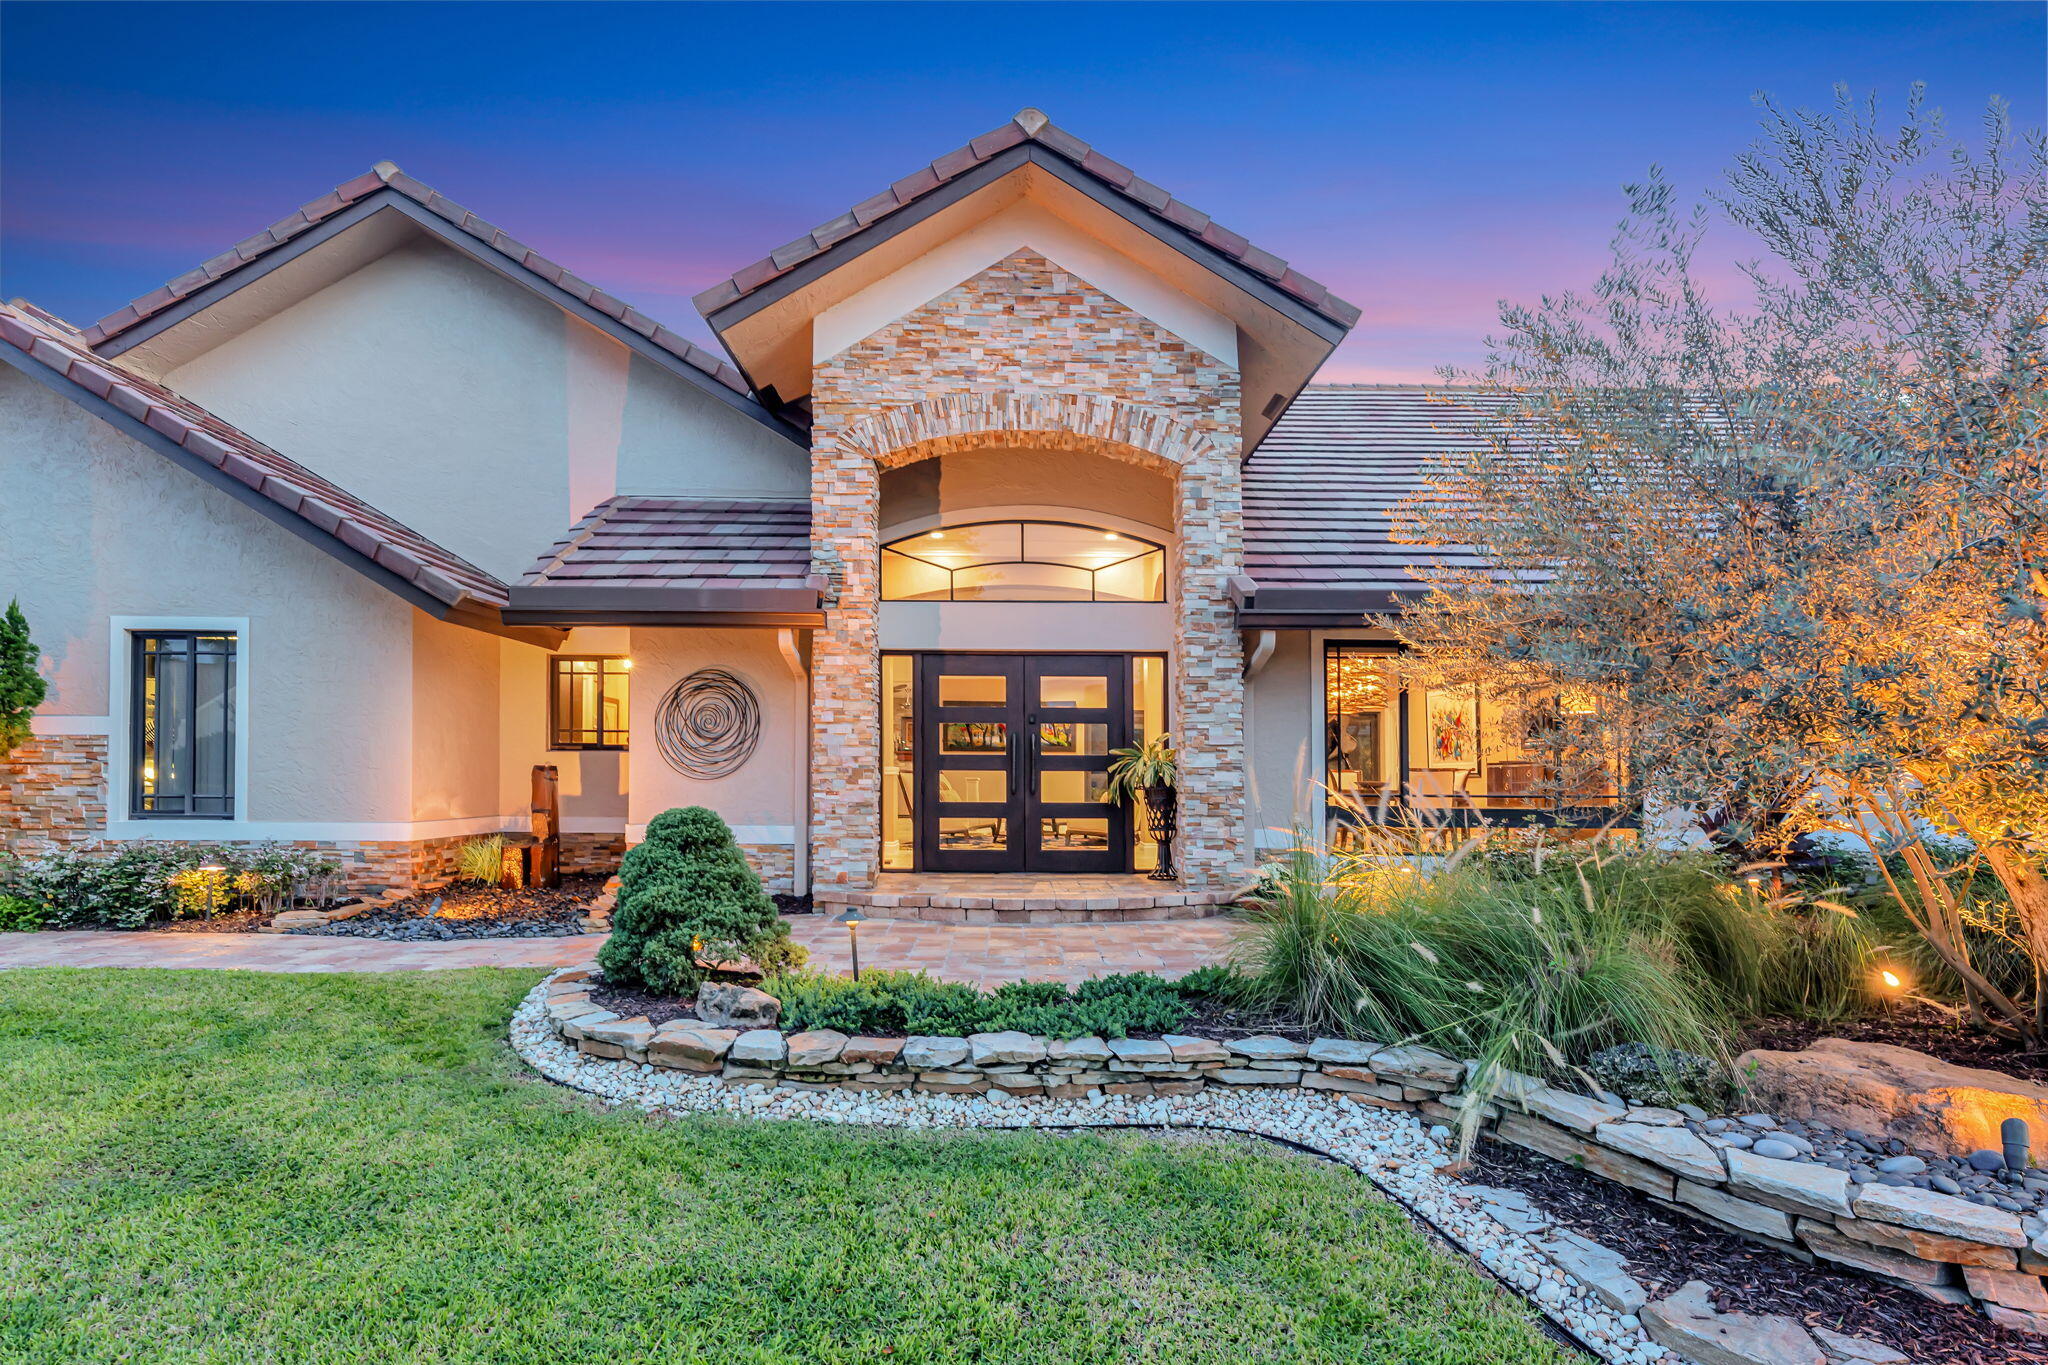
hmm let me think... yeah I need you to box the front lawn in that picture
[0,969,1574,1364]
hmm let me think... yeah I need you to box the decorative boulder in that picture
[1734,1038,2048,1163]
[696,982,780,1029]
[1641,1280,1824,1365]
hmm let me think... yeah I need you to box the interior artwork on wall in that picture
[1425,687,1479,766]
[656,668,761,778]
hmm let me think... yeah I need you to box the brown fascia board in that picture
[96,191,808,449]
[502,582,825,627]
[699,145,1349,349]
[0,340,482,625]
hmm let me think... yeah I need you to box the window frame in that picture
[880,520,1167,603]
[128,628,239,821]
[548,655,631,751]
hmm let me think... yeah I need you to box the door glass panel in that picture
[938,770,1006,803]
[938,816,1007,849]
[938,674,1006,705]
[1039,721,1108,756]
[939,721,1007,754]
[1040,817,1111,849]
[1038,675,1108,709]
[883,655,914,870]
[1041,770,1108,804]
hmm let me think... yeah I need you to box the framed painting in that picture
[1425,688,1479,766]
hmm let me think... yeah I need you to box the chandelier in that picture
[1328,654,1391,711]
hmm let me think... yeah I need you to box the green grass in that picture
[0,969,1574,1365]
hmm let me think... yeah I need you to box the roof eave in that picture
[503,581,826,628]
[700,145,1349,350]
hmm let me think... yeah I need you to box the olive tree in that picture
[1392,86,2048,1040]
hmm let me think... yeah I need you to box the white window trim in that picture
[105,615,252,840]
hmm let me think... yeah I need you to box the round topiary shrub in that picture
[596,806,804,995]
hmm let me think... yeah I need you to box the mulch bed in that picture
[150,906,298,934]
[1466,1138,2038,1365]
[290,875,607,941]
[1740,1005,2048,1084]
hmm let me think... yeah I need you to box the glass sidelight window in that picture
[131,632,236,818]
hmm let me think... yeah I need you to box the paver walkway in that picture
[0,915,1240,986]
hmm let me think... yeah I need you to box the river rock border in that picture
[536,969,2048,1342]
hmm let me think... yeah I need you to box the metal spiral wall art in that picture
[655,668,761,778]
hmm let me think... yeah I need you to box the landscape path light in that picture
[834,905,868,981]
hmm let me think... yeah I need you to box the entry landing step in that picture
[814,874,1241,923]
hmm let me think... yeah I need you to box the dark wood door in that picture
[913,654,1131,873]
[916,655,1024,872]
[1023,656,1128,872]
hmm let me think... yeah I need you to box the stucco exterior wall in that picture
[625,627,804,890]
[160,238,805,582]
[410,612,504,824]
[495,629,631,836]
[1247,630,1318,851]
[0,368,416,832]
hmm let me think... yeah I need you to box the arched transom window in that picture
[881,521,1166,602]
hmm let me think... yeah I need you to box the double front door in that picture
[915,654,1131,873]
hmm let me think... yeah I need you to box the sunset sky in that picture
[4,0,2041,381]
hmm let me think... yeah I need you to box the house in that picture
[0,109,1578,916]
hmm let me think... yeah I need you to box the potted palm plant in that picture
[1106,734,1177,881]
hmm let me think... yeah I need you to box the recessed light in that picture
[1103,532,1119,541]
[929,530,945,539]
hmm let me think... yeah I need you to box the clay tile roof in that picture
[0,302,508,611]
[1245,385,1517,602]
[78,162,753,398]
[523,496,814,591]
[693,108,1362,330]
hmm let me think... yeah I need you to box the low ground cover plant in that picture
[0,842,342,929]
[598,806,804,994]
[761,968,1217,1039]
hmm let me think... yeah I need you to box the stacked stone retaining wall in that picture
[539,970,2048,1335]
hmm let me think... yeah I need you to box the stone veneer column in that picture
[805,249,1248,894]
[1170,454,1247,891]
[806,430,883,891]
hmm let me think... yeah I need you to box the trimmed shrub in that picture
[597,807,803,994]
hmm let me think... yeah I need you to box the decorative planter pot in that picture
[1142,784,1178,882]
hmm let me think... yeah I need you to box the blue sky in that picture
[3,1,2041,379]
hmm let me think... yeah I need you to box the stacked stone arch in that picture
[805,250,1248,893]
